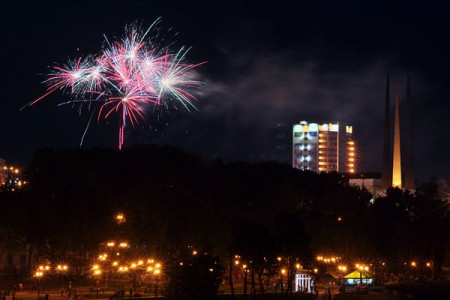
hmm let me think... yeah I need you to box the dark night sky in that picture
[2,0,450,183]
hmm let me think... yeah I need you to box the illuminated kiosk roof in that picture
[344,271,373,279]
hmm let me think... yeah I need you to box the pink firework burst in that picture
[28,18,205,150]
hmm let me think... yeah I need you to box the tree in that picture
[165,250,223,300]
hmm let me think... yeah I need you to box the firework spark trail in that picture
[29,19,205,150]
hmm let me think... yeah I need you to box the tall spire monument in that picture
[381,76,415,190]
[392,84,402,188]
[404,76,415,190]
[381,75,392,188]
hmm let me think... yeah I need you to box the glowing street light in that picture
[115,213,126,223]
[154,269,161,297]
[56,264,69,271]
[93,269,102,299]
[34,271,44,278]
[356,264,369,284]
[280,268,287,294]
[338,265,347,285]
[338,265,347,272]
[34,271,44,300]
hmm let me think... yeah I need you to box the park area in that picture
[0,280,448,300]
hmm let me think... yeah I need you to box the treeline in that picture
[0,145,448,285]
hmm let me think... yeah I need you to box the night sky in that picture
[2,0,450,183]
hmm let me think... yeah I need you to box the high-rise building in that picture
[292,121,355,173]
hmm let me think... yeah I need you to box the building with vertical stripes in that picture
[292,121,355,173]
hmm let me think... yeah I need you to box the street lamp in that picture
[356,264,369,285]
[34,271,44,300]
[115,213,126,224]
[280,268,286,294]
[56,264,69,271]
[117,266,128,291]
[338,265,347,285]
[93,270,102,299]
[153,269,161,297]
[55,264,69,289]
[242,264,248,296]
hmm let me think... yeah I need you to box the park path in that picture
[14,290,111,300]
[332,292,399,300]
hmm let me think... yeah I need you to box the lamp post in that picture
[93,268,102,298]
[425,262,432,279]
[359,266,363,285]
[364,266,369,284]
[153,269,160,297]
[117,266,129,291]
[34,271,44,300]
[356,264,369,285]
[55,264,69,291]
[280,269,286,295]
[338,265,347,284]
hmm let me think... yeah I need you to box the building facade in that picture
[292,121,355,173]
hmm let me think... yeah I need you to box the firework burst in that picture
[28,18,205,149]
